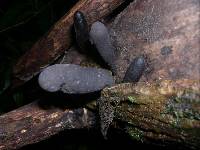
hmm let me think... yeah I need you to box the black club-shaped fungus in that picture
[123,56,145,83]
[89,21,117,73]
[38,64,114,94]
[74,11,89,52]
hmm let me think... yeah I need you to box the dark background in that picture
[0,0,78,113]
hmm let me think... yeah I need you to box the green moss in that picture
[164,90,200,121]
[126,126,143,142]
[127,96,137,104]
[162,90,200,129]
[171,114,181,128]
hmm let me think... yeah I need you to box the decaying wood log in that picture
[0,101,96,150]
[109,0,200,82]
[100,79,200,149]
[12,0,130,88]
[0,79,199,150]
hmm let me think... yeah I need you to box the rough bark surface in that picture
[109,0,200,82]
[0,101,96,150]
[101,79,200,149]
[0,79,199,150]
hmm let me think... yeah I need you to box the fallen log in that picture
[0,79,199,150]
[0,101,96,150]
[100,79,200,149]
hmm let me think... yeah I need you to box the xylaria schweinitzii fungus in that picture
[123,56,145,83]
[74,11,89,52]
[38,13,146,139]
[89,21,117,73]
[38,64,114,94]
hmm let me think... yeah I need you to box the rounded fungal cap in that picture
[74,11,89,51]
[74,11,83,22]
[123,56,145,83]
[74,11,88,32]
[90,21,109,43]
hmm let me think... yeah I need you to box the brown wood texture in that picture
[0,101,96,150]
[12,0,128,87]
[101,79,200,149]
[0,79,199,150]
[109,0,200,82]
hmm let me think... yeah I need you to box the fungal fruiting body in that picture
[89,21,117,73]
[123,56,145,83]
[38,64,114,94]
[74,11,89,51]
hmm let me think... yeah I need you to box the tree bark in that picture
[100,79,200,149]
[109,0,200,82]
[0,101,96,150]
[0,79,199,150]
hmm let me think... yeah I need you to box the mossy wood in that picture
[0,80,199,149]
[100,79,200,149]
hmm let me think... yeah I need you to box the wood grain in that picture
[0,101,96,150]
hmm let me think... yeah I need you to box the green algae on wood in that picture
[99,79,200,149]
[126,126,144,142]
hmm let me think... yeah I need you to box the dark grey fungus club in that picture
[38,64,114,94]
